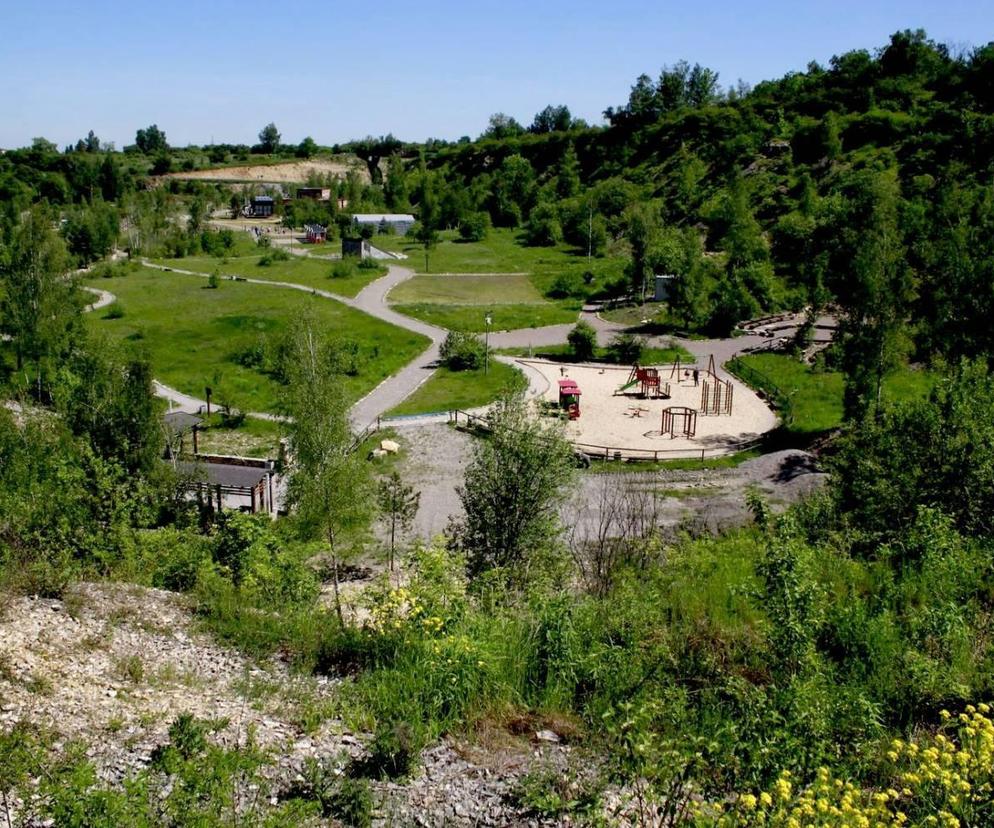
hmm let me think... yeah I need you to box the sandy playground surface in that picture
[521,360,779,459]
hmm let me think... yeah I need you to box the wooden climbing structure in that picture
[661,406,697,438]
[699,354,733,416]
[617,365,670,399]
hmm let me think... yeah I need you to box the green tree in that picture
[530,104,573,134]
[384,154,409,211]
[453,395,575,579]
[823,172,912,419]
[556,143,581,199]
[295,136,318,158]
[567,320,597,361]
[624,203,660,302]
[377,472,420,573]
[55,342,163,476]
[488,154,536,226]
[134,124,167,154]
[0,207,77,382]
[481,112,525,140]
[282,325,374,624]
[98,154,124,202]
[523,200,563,246]
[830,360,994,541]
[258,122,281,154]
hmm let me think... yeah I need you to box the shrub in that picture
[548,271,585,299]
[258,247,290,266]
[331,261,352,279]
[440,331,485,371]
[567,321,597,361]
[357,257,382,271]
[207,271,221,289]
[363,719,424,779]
[458,211,491,242]
[289,758,373,824]
[103,302,125,319]
[523,201,563,246]
[607,332,644,364]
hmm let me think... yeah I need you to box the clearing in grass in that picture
[732,352,936,435]
[150,251,386,298]
[83,266,428,414]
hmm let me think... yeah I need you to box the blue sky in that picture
[1,0,991,149]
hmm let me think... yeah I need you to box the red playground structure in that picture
[558,379,582,419]
[616,365,670,399]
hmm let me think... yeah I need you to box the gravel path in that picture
[80,286,116,312]
[390,421,827,540]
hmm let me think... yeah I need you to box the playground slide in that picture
[615,379,638,394]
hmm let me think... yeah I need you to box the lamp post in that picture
[484,314,492,375]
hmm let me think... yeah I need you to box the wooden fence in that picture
[448,409,762,464]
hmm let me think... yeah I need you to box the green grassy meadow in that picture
[391,302,578,332]
[377,229,627,332]
[151,250,384,298]
[388,361,526,416]
[84,266,428,413]
[734,353,936,435]
[388,272,545,304]
[372,228,600,274]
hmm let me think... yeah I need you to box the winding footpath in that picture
[131,260,451,428]
[82,259,783,435]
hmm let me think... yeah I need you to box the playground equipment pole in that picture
[484,314,492,375]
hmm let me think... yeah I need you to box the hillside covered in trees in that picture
[2,28,994,827]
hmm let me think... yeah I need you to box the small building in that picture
[557,379,582,419]
[249,195,275,217]
[296,187,331,201]
[304,224,327,244]
[342,237,372,259]
[654,274,679,302]
[352,213,415,235]
[176,457,277,516]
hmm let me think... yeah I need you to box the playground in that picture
[523,359,780,458]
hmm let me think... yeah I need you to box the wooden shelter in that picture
[177,458,275,515]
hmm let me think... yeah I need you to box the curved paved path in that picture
[138,260,449,428]
[85,259,783,438]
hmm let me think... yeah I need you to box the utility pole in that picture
[484,314,492,375]
[587,206,593,259]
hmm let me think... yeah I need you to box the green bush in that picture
[607,332,644,364]
[458,211,491,242]
[567,321,597,361]
[258,247,290,266]
[439,331,485,371]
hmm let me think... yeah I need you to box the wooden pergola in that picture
[176,459,274,515]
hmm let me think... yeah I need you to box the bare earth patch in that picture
[157,157,368,185]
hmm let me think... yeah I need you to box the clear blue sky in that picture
[1,0,991,149]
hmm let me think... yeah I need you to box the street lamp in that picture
[484,314,492,375]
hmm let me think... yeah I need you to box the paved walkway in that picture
[86,259,804,440]
[138,260,448,428]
